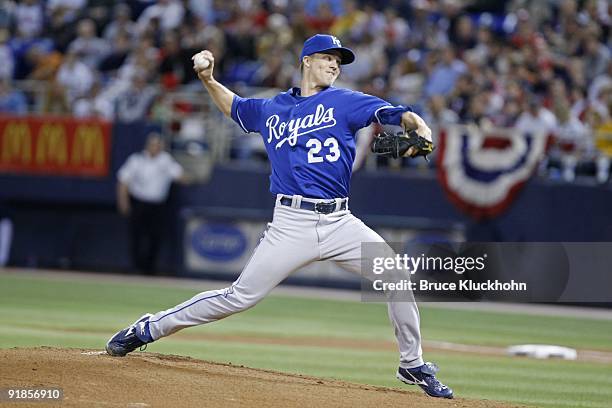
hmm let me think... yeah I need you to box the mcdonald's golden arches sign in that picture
[0,115,112,177]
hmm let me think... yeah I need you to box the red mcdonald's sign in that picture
[0,115,112,177]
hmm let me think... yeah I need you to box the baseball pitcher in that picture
[106,34,452,399]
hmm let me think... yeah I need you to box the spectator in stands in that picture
[13,0,44,40]
[186,0,214,25]
[423,94,459,127]
[382,7,410,51]
[255,12,292,63]
[158,30,196,87]
[117,36,159,81]
[330,0,366,39]
[551,97,592,182]
[67,18,110,69]
[223,9,258,63]
[341,33,386,83]
[115,71,157,123]
[25,44,62,81]
[45,0,85,27]
[42,0,83,52]
[43,4,76,53]
[305,2,336,33]
[96,38,158,113]
[0,1,13,29]
[448,73,474,121]
[98,30,131,73]
[496,98,522,128]
[41,80,70,114]
[73,80,114,120]
[103,3,136,43]
[515,97,557,135]
[80,0,114,33]
[0,28,14,80]
[252,52,293,89]
[589,61,612,104]
[423,46,467,98]
[56,49,95,107]
[388,52,424,105]
[136,0,185,35]
[450,14,477,54]
[116,132,189,274]
[464,92,491,126]
[582,32,610,85]
[305,0,343,17]
[0,78,27,114]
[470,25,496,64]
[190,12,225,58]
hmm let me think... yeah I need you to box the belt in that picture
[279,196,348,214]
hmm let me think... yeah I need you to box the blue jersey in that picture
[231,86,411,199]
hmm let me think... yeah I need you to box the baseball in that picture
[193,53,210,70]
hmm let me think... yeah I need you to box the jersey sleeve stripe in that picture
[374,105,395,124]
[236,108,249,133]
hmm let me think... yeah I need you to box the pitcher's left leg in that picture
[320,212,453,398]
[320,213,423,368]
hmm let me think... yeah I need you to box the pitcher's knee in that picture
[225,286,263,311]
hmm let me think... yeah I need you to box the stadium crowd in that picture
[0,0,610,181]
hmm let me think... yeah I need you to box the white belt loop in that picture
[334,198,341,212]
[276,194,283,207]
[345,197,349,210]
[292,195,303,209]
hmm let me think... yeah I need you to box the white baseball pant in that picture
[147,194,424,369]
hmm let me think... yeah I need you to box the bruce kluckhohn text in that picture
[372,279,527,292]
[370,254,527,293]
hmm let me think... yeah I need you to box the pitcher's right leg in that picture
[106,205,319,355]
[148,213,319,339]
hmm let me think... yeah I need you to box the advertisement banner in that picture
[0,115,112,177]
[184,217,361,282]
[184,214,465,286]
[185,218,262,275]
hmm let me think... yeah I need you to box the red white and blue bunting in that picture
[437,125,549,219]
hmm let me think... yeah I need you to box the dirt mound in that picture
[0,347,517,407]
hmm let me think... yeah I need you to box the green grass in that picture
[1,273,611,408]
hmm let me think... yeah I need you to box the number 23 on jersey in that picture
[306,137,340,163]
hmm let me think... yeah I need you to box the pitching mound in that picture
[0,347,517,407]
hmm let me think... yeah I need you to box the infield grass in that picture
[1,271,611,408]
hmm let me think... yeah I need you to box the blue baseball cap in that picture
[299,34,355,65]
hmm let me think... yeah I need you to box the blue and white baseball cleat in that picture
[105,313,154,357]
[396,362,454,399]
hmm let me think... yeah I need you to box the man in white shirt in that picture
[0,202,12,267]
[117,132,188,274]
[515,99,558,135]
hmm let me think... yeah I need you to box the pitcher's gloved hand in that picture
[371,130,435,161]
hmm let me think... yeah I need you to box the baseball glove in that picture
[371,130,435,161]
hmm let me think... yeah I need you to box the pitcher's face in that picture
[305,51,341,87]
